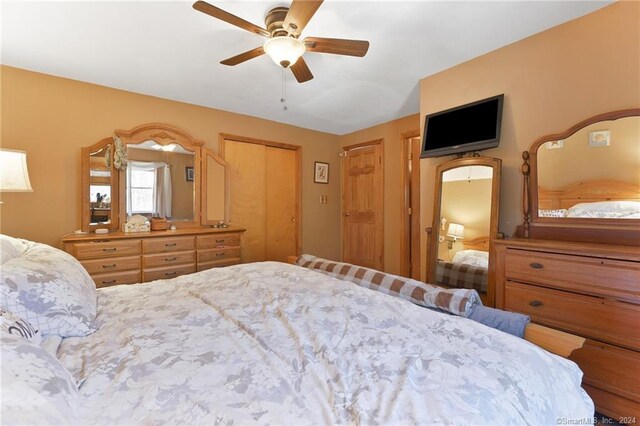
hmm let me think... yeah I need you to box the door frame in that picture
[401,130,421,279]
[219,133,302,256]
[341,139,384,269]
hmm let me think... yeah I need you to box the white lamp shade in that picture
[0,149,33,192]
[263,36,305,68]
[447,223,465,239]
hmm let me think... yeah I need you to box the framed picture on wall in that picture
[314,162,329,184]
[185,166,194,182]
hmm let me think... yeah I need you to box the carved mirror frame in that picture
[522,108,640,245]
[426,156,502,307]
[115,123,203,229]
[81,137,120,232]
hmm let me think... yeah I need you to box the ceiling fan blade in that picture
[220,46,265,66]
[283,0,323,37]
[304,37,370,57]
[290,57,314,83]
[193,1,269,37]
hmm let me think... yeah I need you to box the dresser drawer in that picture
[198,259,240,272]
[504,249,640,303]
[72,240,141,260]
[80,256,140,275]
[92,270,141,288]
[197,233,241,249]
[143,251,196,268]
[142,236,195,254]
[571,340,640,405]
[505,281,640,351]
[142,264,196,282]
[198,247,241,263]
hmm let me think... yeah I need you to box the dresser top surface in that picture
[62,227,246,244]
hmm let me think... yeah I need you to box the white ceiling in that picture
[1,0,610,135]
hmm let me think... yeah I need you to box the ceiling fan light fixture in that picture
[264,36,305,68]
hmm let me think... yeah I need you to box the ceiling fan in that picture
[193,0,370,83]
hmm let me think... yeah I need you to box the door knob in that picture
[291,217,296,222]
[344,212,350,216]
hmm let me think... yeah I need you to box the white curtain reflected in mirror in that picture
[536,116,640,219]
[125,141,195,222]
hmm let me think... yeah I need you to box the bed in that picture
[538,179,640,218]
[0,235,594,425]
[435,236,490,295]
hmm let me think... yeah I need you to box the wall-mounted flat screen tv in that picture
[420,94,504,158]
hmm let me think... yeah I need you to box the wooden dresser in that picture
[62,227,244,288]
[494,238,640,418]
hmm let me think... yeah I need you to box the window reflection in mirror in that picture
[536,116,640,219]
[125,141,195,222]
[89,146,112,225]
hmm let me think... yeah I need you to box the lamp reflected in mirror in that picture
[446,223,465,249]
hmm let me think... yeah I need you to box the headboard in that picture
[461,235,490,251]
[538,179,640,210]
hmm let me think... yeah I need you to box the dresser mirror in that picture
[427,156,502,306]
[523,108,640,244]
[126,141,196,222]
[115,123,203,229]
[81,137,119,232]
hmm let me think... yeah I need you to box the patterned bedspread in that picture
[436,259,488,293]
[58,262,592,425]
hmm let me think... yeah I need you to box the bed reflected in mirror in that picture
[428,157,501,306]
[536,115,640,219]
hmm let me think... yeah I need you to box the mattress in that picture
[55,261,592,424]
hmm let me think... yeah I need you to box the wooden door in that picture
[224,138,299,264]
[265,147,297,262]
[225,141,266,263]
[343,142,384,270]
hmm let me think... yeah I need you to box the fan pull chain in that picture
[280,68,288,111]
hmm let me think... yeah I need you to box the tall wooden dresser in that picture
[494,238,640,418]
[62,227,244,288]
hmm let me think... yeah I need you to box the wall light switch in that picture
[320,195,328,204]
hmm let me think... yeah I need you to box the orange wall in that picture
[339,114,420,275]
[0,66,342,260]
[419,1,640,280]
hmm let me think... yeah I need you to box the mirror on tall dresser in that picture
[81,137,119,232]
[524,109,640,244]
[115,123,203,228]
[427,157,501,306]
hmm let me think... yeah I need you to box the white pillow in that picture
[0,307,42,344]
[451,249,489,268]
[538,209,567,218]
[567,201,640,218]
[0,234,27,264]
[0,237,97,337]
[1,333,80,425]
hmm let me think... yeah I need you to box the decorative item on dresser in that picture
[61,227,245,287]
[497,108,640,419]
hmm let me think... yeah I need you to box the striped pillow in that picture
[296,254,481,317]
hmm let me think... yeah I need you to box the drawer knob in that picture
[102,264,116,269]
[165,243,177,247]
[216,252,226,257]
[102,279,116,285]
[103,248,117,252]
[215,239,225,243]
[165,257,177,262]
[529,300,543,307]
[529,262,544,269]
[165,271,178,277]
